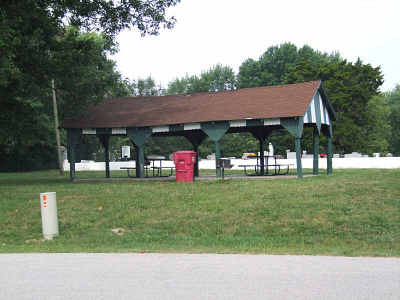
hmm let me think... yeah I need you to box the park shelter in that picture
[60,80,337,181]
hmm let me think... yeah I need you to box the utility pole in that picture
[51,79,64,176]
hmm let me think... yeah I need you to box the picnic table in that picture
[238,156,293,176]
[120,156,174,178]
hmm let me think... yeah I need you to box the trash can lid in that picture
[173,150,196,154]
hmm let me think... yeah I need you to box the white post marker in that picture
[40,192,59,240]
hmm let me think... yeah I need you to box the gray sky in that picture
[113,0,399,92]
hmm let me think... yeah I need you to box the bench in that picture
[120,167,138,178]
[120,163,174,178]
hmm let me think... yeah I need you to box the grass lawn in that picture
[0,169,399,256]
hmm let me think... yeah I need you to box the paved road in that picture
[1,254,399,299]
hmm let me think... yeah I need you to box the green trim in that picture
[281,117,304,139]
[169,124,184,132]
[306,103,313,124]
[126,127,152,147]
[246,119,264,127]
[318,82,338,122]
[96,128,112,135]
[201,121,230,142]
[67,128,82,148]
[313,126,319,175]
[314,92,322,133]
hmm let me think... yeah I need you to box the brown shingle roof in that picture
[60,80,322,128]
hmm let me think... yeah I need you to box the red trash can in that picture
[173,151,197,182]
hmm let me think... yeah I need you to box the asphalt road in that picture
[1,254,399,299]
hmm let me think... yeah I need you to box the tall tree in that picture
[286,58,384,154]
[0,0,180,171]
[385,85,400,156]
[1,27,120,171]
[237,43,341,89]
[167,64,236,95]
[364,94,391,155]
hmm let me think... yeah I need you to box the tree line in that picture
[1,1,399,171]
[106,43,398,163]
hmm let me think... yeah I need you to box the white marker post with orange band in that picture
[40,192,59,240]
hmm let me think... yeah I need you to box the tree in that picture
[1,0,179,99]
[0,27,121,171]
[237,58,262,89]
[363,94,391,155]
[237,43,341,89]
[0,0,180,171]
[385,85,400,155]
[167,64,236,95]
[286,58,384,154]
[133,77,165,97]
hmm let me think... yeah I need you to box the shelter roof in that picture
[60,80,331,129]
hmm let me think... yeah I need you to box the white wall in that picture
[63,157,400,171]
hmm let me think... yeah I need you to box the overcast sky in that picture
[112,0,399,92]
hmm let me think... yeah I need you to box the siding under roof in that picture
[60,80,324,129]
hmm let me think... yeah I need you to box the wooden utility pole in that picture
[51,79,64,176]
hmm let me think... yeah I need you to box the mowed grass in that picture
[0,169,399,256]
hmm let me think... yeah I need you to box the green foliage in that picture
[237,43,340,88]
[286,56,384,154]
[0,27,121,171]
[0,0,180,171]
[109,76,165,97]
[167,64,236,95]
[385,85,400,155]
[52,27,121,120]
[364,94,391,155]
[220,133,259,158]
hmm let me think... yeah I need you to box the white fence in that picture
[63,156,400,171]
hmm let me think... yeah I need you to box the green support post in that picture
[327,135,333,174]
[67,129,81,182]
[138,145,145,179]
[259,138,265,175]
[126,127,152,179]
[313,126,319,175]
[134,144,140,178]
[105,138,110,178]
[281,117,304,179]
[69,144,76,182]
[184,131,207,177]
[201,121,230,178]
[193,142,200,177]
[295,138,303,178]
[98,134,111,178]
[215,141,222,178]
[250,127,273,176]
